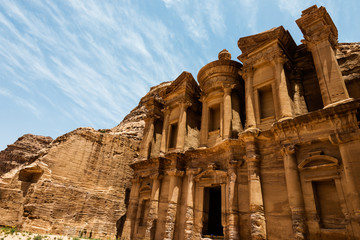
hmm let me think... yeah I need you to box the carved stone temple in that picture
[121,6,360,240]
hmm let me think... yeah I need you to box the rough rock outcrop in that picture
[337,42,360,98]
[0,134,53,176]
[0,82,171,239]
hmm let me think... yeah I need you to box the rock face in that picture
[0,134,53,176]
[337,42,360,99]
[0,82,170,239]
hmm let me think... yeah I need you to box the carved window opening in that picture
[209,104,220,132]
[138,199,150,227]
[169,122,178,149]
[258,85,275,119]
[202,186,223,237]
[312,180,345,229]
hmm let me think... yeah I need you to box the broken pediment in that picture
[298,155,339,170]
[238,26,296,61]
[164,71,200,101]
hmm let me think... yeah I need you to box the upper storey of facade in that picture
[138,5,354,160]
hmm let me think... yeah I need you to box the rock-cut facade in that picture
[121,6,360,240]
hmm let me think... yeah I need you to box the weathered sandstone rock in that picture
[0,82,171,239]
[0,134,52,176]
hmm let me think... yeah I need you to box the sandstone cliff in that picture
[0,134,52,176]
[337,42,360,99]
[0,81,171,239]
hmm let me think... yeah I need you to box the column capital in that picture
[144,113,161,122]
[243,153,260,163]
[131,176,141,183]
[281,144,296,156]
[149,173,163,180]
[166,169,184,177]
[301,25,337,49]
[161,106,171,115]
[179,100,192,109]
[222,83,236,93]
[186,167,202,176]
[199,93,208,102]
[272,53,288,65]
[329,131,360,145]
[238,65,254,80]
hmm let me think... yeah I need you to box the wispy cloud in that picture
[162,0,226,44]
[237,0,259,34]
[0,0,194,133]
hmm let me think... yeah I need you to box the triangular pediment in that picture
[194,169,227,183]
[164,71,200,101]
[298,155,339,170]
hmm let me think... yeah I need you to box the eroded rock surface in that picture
[0,82,170,239]
[337,42,360,98]
[0,134,53,176]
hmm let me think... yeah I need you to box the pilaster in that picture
[140,118,155,159]
[227,160,240,240]
[164,168,184,240]
[184,168,201,240]
[273,56,293,120]
[160,107,170,153]
[144,174,162,240]
[200,95,209,146]
[121,177,141,239]
[240,129,267,240]
[223,85,234,139]
[239,67,256,129]
[281,145,307,240]
[177,101,191,150]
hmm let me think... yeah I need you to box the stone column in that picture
[273,57,293,120]
[177,101,191,150]
[296,5,350,107]
[241,129,266,240]
[184,168,201,240]
[164,169,184,240]
[292,69,308,115]
[140,117,155,159]
[144,174,162,240]
[227,161,239,240]
[160,107,170,153]
[281,145,306,240]
[200,95,209,146]
[121,178,141,239]
[240,67,256,129]
[223,86,233,139]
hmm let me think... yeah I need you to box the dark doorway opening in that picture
[202,186,223,237]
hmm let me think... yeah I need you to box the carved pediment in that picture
[298,155,339,170]
[194,169,227,184]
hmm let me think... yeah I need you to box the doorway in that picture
[202,186,223,236]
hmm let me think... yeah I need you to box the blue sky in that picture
[0,0,359,150]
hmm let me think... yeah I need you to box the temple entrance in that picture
[202,186,223,237]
